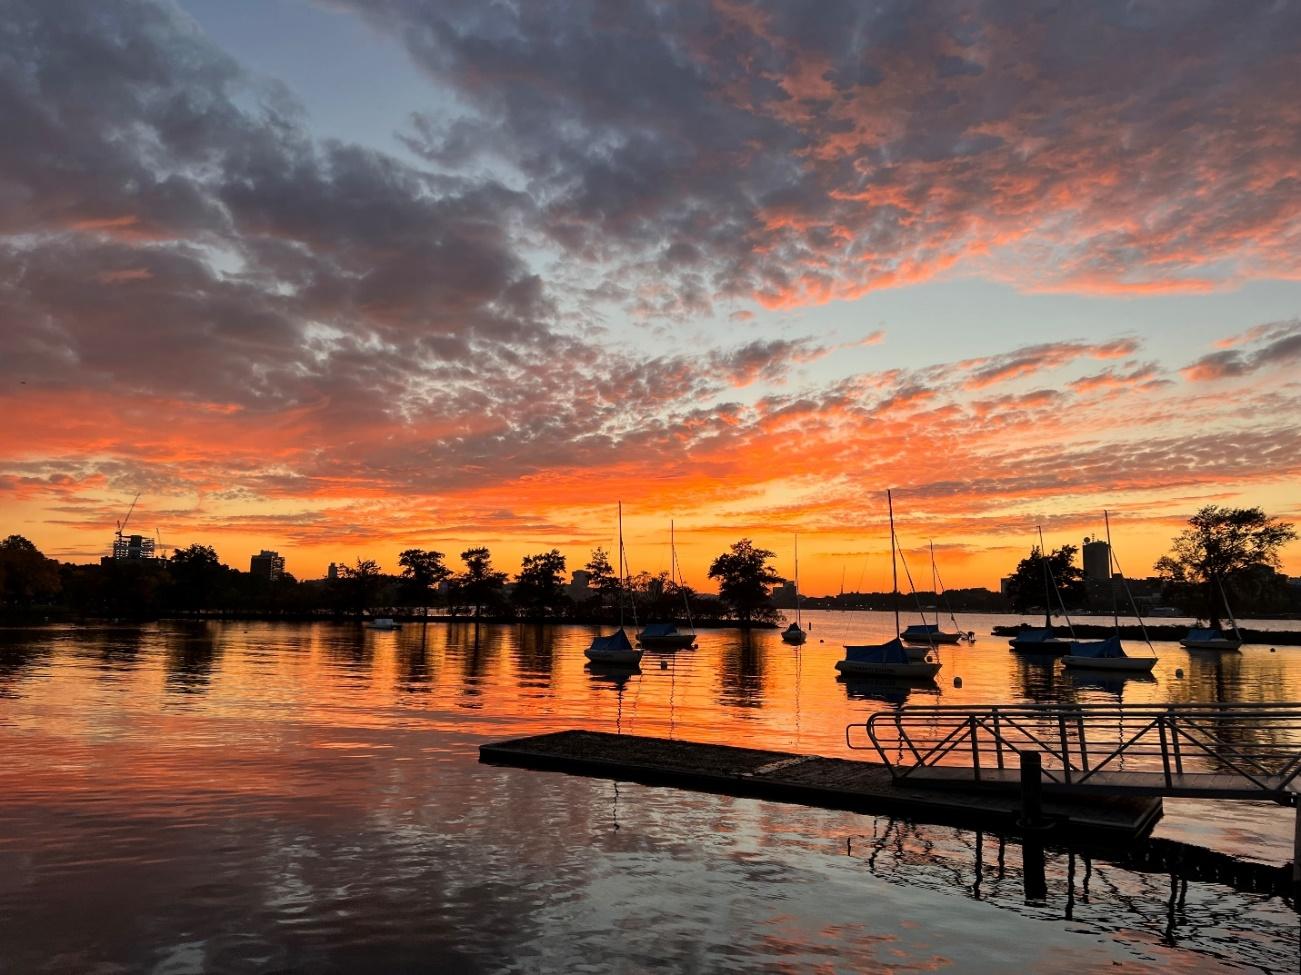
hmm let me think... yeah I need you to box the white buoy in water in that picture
[1175,668,1184,679]
[953,676,963,688]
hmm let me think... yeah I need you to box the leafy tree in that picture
[169,544,226,610]
[707,539,782,624]
[1155,506,1297,627]
[512,549,569,619]
[339,558,383,613]
[583,547,621,605]
[0,535,61,611]
[398,548,451,614]
[1005,544,1086,615]
[453,547,508,619]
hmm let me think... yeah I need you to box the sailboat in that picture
[637,521,697,650]
[1180,577,1243,650]
[781,534,807,645]
[901,541,970,645]
[1063,511,1158,672]
[586,503,644,666]
[1008,527,1074,654]
[836,491,942,680]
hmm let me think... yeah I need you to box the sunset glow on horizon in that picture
[3,0,1300,593]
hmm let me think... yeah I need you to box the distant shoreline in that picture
[0,611,781,631]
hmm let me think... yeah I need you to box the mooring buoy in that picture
[1175,668,1184,678]
[953,676,963,688]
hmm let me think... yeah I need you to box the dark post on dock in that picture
[1018,750,1045,831]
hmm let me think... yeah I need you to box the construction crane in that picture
[112,493,147,560]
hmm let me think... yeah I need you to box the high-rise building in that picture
[112,533,156,560]
[250,549,286,581]
[567,569,592,602]
[1082,536,1111,581]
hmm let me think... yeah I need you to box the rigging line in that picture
[1039,526,1077,640]
[896,545,937,652]
[1104,511,1153,651]
[930,541,963,634]
[1042,557,1078,639]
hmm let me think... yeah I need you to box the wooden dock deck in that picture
[480,730,1163,839]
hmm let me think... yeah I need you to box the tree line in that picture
[0,535,790,626]
[1005,506,1297,623]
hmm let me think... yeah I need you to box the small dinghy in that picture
[366,617,401,630]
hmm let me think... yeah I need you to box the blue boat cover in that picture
[1014,628,1055,643]
[640,623,679,637]
[1068,635,1126,658]
[902,623,940,635]
[1184,628,1225,642]
[589,628,633,652]
[843,638,910,664]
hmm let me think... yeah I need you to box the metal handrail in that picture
[847,702,1301,802]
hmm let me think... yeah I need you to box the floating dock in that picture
[480,730,1162,839]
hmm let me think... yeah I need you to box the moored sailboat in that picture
[1063,511,1158,673]
[1009,527,1074,654]
[636,520,697,649]
[836,491,942,680]
[901,542,971,645]
[586,503,644,666]
[1180,578,1243,650]
[781,534,807,645]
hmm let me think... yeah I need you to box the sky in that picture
[2,0,1300,594]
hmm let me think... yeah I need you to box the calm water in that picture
[1,612,1298,973]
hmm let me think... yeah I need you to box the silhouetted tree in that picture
[398,548,451,615]
[708,539,782,624]
[512,549,569,619]
[583,547,621,605]
[339,558,383,613]
[453,547,507,619]
[1005,545,1086,614]
[0,535,61,612]
[169,544,226,610]
[1155,506,1297,627]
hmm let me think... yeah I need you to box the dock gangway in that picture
[847,703,1301,803]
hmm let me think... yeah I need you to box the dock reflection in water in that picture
[0,615,1297,972]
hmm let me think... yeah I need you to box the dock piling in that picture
[1018,750,1046,831]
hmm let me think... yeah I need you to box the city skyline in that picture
[3,1,1300,594]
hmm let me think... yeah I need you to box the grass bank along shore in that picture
[992,623,1301,646]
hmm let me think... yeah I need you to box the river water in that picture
[0,612,1297,972]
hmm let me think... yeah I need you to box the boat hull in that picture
[1179,638,1242,651]
[780,631,807,646]
[637,633,696,649]
[835,659,941,679]
[903,644,935,663]
[585,648,644,666]
[1008,639,1071,654]
[902,631,962,645]
[1061,655,1157,672]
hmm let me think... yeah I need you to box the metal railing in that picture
[847,703,1301,802]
